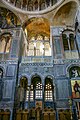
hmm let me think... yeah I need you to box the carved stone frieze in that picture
[0,102,14,109]
[21,62,53,67]
[54,59,80,65]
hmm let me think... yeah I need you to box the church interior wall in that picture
[0,0,80,120]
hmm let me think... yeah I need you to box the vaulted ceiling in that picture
[25,17,50,39]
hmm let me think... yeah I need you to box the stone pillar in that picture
[10,110,13,120]
[51,27,64,59]
[50,26,54,58]
[42,80,45,110]
[10,28,22,59]
[28,85,30,110]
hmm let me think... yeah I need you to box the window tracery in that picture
[62,30,79,59]
[45,77,53,101]
[5,0,59,11]
[30,76,42,101]
[27,35,51,56]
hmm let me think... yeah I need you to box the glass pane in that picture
[37,35,43,40]
[36,90,42,99]
[30,91,34,101]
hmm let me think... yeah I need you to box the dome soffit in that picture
[1,0,63,14]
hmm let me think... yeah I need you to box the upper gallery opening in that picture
[23,17,51,56]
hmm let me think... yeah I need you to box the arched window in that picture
[0,33,12,53]
[62,34,69,50]
[28,1,33,11]
[36,82,42,99]
[62,30,79,59]
[19,76,28,109]
[30,76,42,101]
[46,0,50,7]
[62,33,76,51]
[27,35,51,56]
[34,0,38,10]
[45,77,53,101]
[69,34,76,50]
[40,1,45,10]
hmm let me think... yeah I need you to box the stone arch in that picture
[22,17,51,56]
[17,76,29,109]
[75,5,80,31]
[30,74,43,101]
[31,74,42,84]
[44,75,54,86]
[66,64,80,78]
[18,75,28,87]
[53,1,78,26]
[44,75,54,104]
[20,76,28,87]
[0,32,12,53]
[0,32,12,36]
[23,17,50,36]
[44,75,55,84]
[30,72,43,85]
